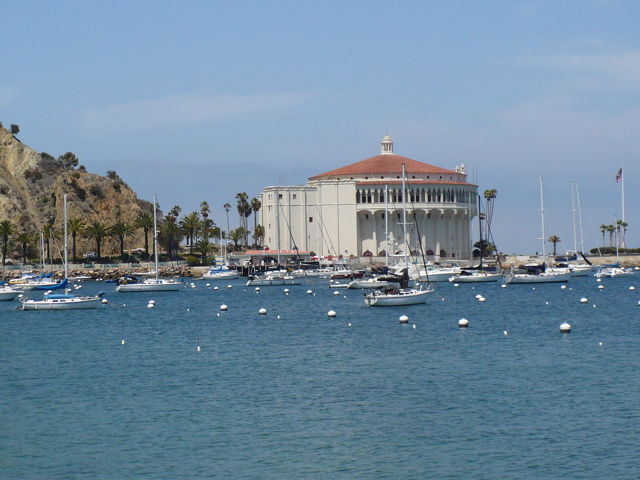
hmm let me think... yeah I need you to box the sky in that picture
[2,0,639,255]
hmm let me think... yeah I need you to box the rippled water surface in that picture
[2,275,640,479]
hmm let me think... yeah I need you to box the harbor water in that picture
[2,275,640,478]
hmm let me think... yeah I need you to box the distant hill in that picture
[0,125,150,257]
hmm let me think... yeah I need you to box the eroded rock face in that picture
[0,126,151,256]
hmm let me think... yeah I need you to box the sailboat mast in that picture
[153,195,159,282]
[402,164,407,267]
[576,183,585,253]
[571,181,578,254]
[385,185,389,268]
[64,194,68,281]
[540,176,546,258]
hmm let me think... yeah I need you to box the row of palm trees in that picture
[0,196,267,268]
[599,220,629,248]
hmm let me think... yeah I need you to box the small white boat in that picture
[504,270,572,284]
[449,271,502,283]
[246,274,302,286]
[116,196,182,293]
[20,292,104,310]
[0,285,21,301]
[364,283,434,307]
[420,265,462,282]
[346,278,390,289]
[202,263,239,280]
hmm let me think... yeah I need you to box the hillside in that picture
[0,125,150,258]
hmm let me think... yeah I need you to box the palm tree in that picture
[110,221,135,259]
[200,218,216,240]
[228,227,246,250]
[606,225,615,247]
[160,216,181,260]
[200,201,210,237]
[67,218,85,265]
[547,235,561,256]
[0,220,16,268]
[194,238,214,265]
[253,224,265,247]
[483,189,497,239]
[180,212,201,255]
[251,197,261,247]
[236,193,251,246]
[224,202,231,252]
[84,221,110,259]
[621,221,629,249]
[599,224,607,247]
[42,223,56,264]
[134,212,154,260]
[16,232,33,265]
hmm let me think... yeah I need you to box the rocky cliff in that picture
[0,125,150,257]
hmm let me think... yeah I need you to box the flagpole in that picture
[621,163,625,223]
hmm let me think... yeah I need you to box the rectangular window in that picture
[309,217,313,222]
[278,194,283,199]
[292,194,297,200]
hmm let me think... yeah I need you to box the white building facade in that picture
[260,136,478,260]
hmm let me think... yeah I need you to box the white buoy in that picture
[399,314,409,324]
[454,283,459,287]
[121,339,125,345]
[501,284,507,288]
[255,287,260,292]
[259,308,267,315]
[277,315,280,319]
[458,318,469,328]
[284,288,290,294]
[599,342,603,346]
[561,285,567,290]
[328,310,336,317]
[306,289,312,294]
[197,345,200,352]
[475,294,482,299]
[560,322,571,333]
[214,286,219,290]
[597,278,602,282]
[149,300,155,305]
[227,285,232,289]
[504,330,508,336]
[598,285,604,289]
[191,284,196,288]
[630,286,636,291]
[478,296,486,302]
[580,297,588,303]
[348,323,352,327]
[147,303,154,309]
[220,304,228,311]
[206,283,211,287]
[334,291,340,295]
[102,298,108,304]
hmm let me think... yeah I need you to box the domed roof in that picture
[309,153,458,181]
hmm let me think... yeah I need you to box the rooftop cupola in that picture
[380,134,393,155]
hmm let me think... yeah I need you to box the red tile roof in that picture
[309,154,459,181]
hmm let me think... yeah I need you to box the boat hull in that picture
[116,281,182,292]
[449,273,502,283]
[505,272,572,284]
[20,297,102,310]
[364,287,433,307]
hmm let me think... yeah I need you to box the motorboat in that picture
[0,285,21,301]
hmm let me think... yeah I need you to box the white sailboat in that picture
[0,284,21,301]
[117,196,182,292]
[505,177,572,284]
[363,164,435,306]
[20,195,105,310]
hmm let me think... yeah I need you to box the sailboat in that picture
[117,195,182,292]
[505,177,572,284]
[202,232,239,280]
[19,195,105,310]
[363,164,435,306]
[11,234,69,290]
[449,194,502,283]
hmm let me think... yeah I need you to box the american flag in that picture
[616,167,623,183]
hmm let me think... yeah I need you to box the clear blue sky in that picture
[2,0,639,255]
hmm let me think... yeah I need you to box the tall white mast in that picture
[64,194,68,281]
[576,183,585,253]
[402,164,407,267]
[153,195,159,282]
[385,185,389,268]
[540,176,546,258]
[571,182,577,254]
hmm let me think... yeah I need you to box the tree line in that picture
[0,193,265,268]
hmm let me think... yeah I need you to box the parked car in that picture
[83,252,97,259]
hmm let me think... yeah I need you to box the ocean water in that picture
[2,275,640,479]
